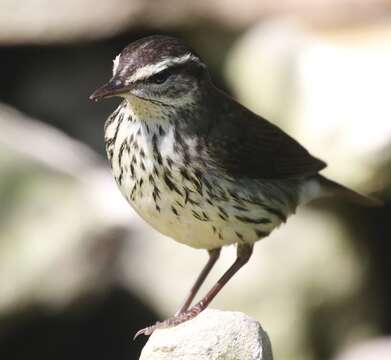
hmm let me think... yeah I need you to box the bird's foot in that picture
[133,303,203,339]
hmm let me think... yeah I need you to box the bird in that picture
[90,35,381,338]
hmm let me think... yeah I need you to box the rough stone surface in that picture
[139,309,273,360]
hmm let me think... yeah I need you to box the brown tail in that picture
[317,175,383,207]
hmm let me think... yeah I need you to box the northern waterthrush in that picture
[90,35,380,337]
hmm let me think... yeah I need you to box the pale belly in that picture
[129,192,232,249]
[116,166,284,250]
[105,102,291,249]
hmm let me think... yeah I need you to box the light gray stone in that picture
[139,309,273,360]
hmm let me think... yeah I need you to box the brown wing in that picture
[206,92,326,180]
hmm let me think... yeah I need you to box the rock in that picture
[139,309,273,360]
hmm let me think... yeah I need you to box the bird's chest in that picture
[105,109,212,244]
[104,104,287,249]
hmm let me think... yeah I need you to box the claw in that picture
[133,325,155,340]
[133,304,204,340]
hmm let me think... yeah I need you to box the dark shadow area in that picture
[0,286,158,360]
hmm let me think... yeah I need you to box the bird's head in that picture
[90,36,209,108]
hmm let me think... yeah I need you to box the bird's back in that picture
[202,86,326,180]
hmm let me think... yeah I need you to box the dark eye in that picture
[149,70,171,84]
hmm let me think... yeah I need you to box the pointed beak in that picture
[89,79,131,102]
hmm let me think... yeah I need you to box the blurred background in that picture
[0,1,391,359]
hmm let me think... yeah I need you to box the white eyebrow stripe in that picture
[122,53,202,84]
[112,53,121,76]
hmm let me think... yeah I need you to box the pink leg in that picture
[134,243,253,339]
[175,248,221,316]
